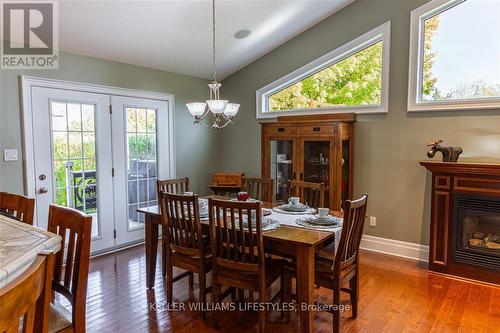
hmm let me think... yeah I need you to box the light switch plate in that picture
[3,149,18,162]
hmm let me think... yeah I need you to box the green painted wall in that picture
[219,0,500,245]
[0,52,218,195]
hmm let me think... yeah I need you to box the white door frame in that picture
[20,75,176,225]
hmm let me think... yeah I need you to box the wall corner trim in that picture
[360,235,429,262]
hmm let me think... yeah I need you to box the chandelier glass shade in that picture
[186,0,239,130]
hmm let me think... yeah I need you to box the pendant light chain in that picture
[185,0,240,130]
[212,0,217,83]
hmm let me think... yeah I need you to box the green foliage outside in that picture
[269,10,498,111]
[52,108,156,210]
[269,42,383,111]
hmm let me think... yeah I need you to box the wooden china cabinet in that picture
[261,113,355,210]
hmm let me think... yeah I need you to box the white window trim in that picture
[408,0,500,112]
[256,21,391,119]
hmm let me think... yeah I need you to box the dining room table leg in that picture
[145,213,159,289]
[296,243,315,333]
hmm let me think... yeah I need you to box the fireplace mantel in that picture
[421,161,500,285]
[420,161,500,176]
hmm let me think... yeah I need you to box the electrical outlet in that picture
[3,149,18,162]
[369,216,377,227]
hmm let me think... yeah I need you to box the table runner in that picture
[0,215,62,287]
[265,209,343,251]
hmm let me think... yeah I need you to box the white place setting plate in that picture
[273,204,316,215]
[295,215,342,228]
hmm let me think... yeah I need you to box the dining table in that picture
[137,197,343,333]
[0,213,62,288]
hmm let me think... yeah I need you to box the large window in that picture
[256,21,391,118]
[408,0,500,111]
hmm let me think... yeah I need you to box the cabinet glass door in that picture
[270,140,293,202]
[303,140,330,206]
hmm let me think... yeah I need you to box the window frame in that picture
[256,21,391,119]
[408,0,500,112]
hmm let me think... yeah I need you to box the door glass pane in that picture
[126,107,157,231]
[50,101,99,238]
[303,141,330,206]
[270,140,293,202]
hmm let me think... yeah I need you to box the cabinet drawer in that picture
[265,126,297,137]
[299,125,334,136]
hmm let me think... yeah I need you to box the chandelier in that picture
[186,0,239,130]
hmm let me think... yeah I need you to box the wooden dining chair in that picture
[319,194,367,332]
[0,251,55,333]
[288,180,325,209]
[157,177,190,196]
[242,177,274,203]
[160,192,212,315]
[157,178,191,278]
[0,192,35,225]
[47,205,92,333]
[208,198,290,333]
[287,194,368,332]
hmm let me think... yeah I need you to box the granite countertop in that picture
[0,215,62,287]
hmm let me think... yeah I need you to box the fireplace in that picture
[420,161,500,285]
[453,194,500,271]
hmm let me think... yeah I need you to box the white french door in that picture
[32,88,115,252]
[111,96,170,246]
[30,85,172,253]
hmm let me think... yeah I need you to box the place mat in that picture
[295,217,342,230]
[237,217,280,232]
[272,206,316,215]
[199,207,272,221]
[229,198,260,203]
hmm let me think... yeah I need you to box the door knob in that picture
[38,187,48,194]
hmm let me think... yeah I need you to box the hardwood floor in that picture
[66,244,500,333]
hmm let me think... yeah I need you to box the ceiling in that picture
[59,0,354,79]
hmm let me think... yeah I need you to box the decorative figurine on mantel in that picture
[426,139,463,162]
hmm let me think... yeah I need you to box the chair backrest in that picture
[160,192,204,257]
[334,194,368,272]
[157,177,190,196]
[0,252,55,333]
[208,198,264,274]
[242,177,274,203]
[0,192,35,225]
[47,204,92,332]
[288,180,325,209]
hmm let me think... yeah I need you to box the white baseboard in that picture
[360,235,429,262]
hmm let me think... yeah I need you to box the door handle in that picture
[38,187,48,194]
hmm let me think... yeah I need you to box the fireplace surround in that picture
[421,161,500,285]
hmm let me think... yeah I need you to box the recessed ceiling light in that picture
[234,29,252,39]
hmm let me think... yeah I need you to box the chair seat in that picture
[48,302,73,333]
[285,256,356,283]
[171,251,212,273]
[216,258,287,291]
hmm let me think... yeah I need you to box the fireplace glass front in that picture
[454,195,500,271]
